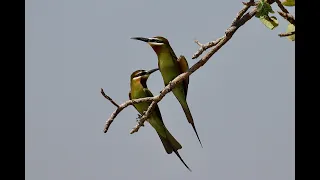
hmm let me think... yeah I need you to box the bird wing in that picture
[168,46,189,98]
[177,55,189,98]
[168,45,178,60]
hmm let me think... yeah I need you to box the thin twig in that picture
[275,0,289,13]
[278,11,295,25]
[192,38,223,59]
[242,0,257,6]
[278,31,295,37]
[192,0,257,59]
[274,0,295,25]
[232,0,255,25]
[101,88,120,108]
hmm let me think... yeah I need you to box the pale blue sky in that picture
[26,0,294,179]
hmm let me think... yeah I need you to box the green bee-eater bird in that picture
[131,36,202,147]
[129,68,191,171]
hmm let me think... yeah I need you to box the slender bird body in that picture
[131,36,203,147]
[129,69,191,171]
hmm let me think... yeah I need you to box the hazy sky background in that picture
[26,0,294,179]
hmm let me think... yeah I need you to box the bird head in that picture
[130,68,159,86]
[131,36,170,54]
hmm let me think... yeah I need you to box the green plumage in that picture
[129,87,181,153]
[131,36,203,147]
[151,36,203,147]
[129,69,191,171]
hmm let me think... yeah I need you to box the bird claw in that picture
[136,114,144,126]
[136,114,142,120]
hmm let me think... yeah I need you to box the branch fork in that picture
[274,0,295,37]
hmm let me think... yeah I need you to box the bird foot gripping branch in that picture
[130,105,154,134]
[135,113,145,126]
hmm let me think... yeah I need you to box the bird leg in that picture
[136,113,145,127]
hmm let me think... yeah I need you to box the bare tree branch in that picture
[278,11,295,25]
[278,31,295,37]
[192,38,223,59]
[102,0,277,134]
[130,4,268,134]
[273,0,295,26]
[192,1,256,59]
[102,93,155,133]
[275,0,295,38]
[275,0,289,13]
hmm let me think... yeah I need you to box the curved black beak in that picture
[130,37,150,43]
[146,68,159,75]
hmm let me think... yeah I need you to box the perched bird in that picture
[129,68,191,171]
[131,36,202,147]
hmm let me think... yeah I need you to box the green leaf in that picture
[282,0,295,6]
[259,16,279,30]
[286,23,295,41]
[256,0,275,18]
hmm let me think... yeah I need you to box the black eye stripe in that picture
[134,71,147,77]
[150,39,163,43]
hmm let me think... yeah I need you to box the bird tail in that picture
[180,101,203,148]
[157,129,191,171]
[172,149,192,172]
[157,128,182,154]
